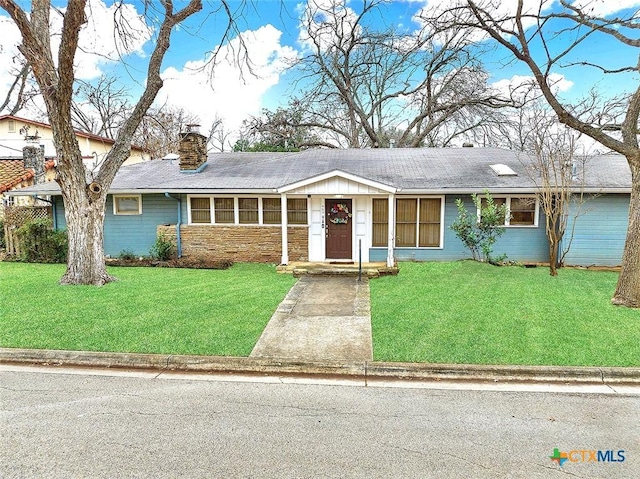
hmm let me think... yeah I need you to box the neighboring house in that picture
[0,114,149,170]
[7,130,631,267]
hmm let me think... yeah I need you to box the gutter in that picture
[164,193,182,258]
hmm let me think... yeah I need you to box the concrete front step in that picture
[277,261,399,278]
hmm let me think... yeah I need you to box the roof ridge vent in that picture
[490,163,517,176]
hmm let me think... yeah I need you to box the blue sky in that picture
[1,0,639,148]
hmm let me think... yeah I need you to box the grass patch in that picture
[0,262,295,356]
[370,261,640,367]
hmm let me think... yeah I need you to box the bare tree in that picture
[0,0,231,285]
[134,105,199,159]
[292,0,511,148]
[425,0,640,307]
[525,113,587,276]
[208,115,234,153]
[71,75,131,138]
[0,56,38,115]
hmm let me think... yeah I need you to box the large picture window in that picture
[395,197,442,248]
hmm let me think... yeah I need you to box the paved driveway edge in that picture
[1,348,639,385]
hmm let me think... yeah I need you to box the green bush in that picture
[450,190,508,263]
[150,233,176,261]
[15,218,67,263]
[118,250,137,261]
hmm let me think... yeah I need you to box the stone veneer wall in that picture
[157,225,308,263]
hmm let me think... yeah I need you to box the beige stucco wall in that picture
[0,117,148,166]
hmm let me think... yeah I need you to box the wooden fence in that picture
[3,205,53,256]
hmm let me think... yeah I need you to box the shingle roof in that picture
[8,147,631,195]
[0,159,56,193]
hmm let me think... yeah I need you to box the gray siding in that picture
[370,195,549,263]
[562,194,628,267]
[53,194,179,257]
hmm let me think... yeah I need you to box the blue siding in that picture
[53,194,180,257]
[562,194,628,267]
[370,195,549,263]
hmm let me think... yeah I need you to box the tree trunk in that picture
[59,188,115,286]
[612,164,640,307]
[548,235,558,277]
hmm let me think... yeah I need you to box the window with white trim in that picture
[479,196,538,226]
[394,197,443,248]
[113,195,142,215]
[187,196,307,225]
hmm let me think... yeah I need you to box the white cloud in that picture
[157,25,299,143]
[491,73,574,100]
[570,0,640,17]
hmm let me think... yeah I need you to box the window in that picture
[395,197,442,247]
[372,198,388,247]
[287,198,307,225]
[263,198,281,224]
[396,199,417,247]
[479,196,537,226]
[113,195,141,215]
[238,198,258,224]
[190,197,211,223]
[510,197,536,225]
[418,198,441,247]
[186,195,307,225]
[8,120,15,133]
[214,198,234,224]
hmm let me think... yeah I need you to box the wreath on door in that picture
[328,203,352,224]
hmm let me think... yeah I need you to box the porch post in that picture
[281,193,289,265]
[387,193,395,267]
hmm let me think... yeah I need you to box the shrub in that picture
[15,218,67,263]
[149,233,175,261]
[450,190,508,263]
[118,250,137,261]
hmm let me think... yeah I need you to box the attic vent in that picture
[490,164,517,176]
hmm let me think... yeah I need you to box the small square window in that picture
[113,195,142,215]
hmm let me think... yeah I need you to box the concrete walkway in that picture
[250,276,373,361]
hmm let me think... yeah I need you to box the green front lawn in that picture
[371,261,640,366]
[2,261,639,366]
[0,262,296,356]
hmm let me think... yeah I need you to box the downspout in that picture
[32,195,56,230]
[164,193,182,258]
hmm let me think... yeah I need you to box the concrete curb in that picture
[2,348,640,385]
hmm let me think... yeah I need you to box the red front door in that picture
[325,199,353,260]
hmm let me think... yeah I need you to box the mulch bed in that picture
[105,256,233,269]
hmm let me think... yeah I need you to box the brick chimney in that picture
[23,145,45,184]
[178,124,208,171]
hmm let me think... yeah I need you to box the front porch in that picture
[276,261,399,278]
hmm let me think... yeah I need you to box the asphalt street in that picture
[1,366,638,478]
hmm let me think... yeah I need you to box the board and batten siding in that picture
[369,195,549,263]
[54,193,178,257]
[562,194,629,267]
